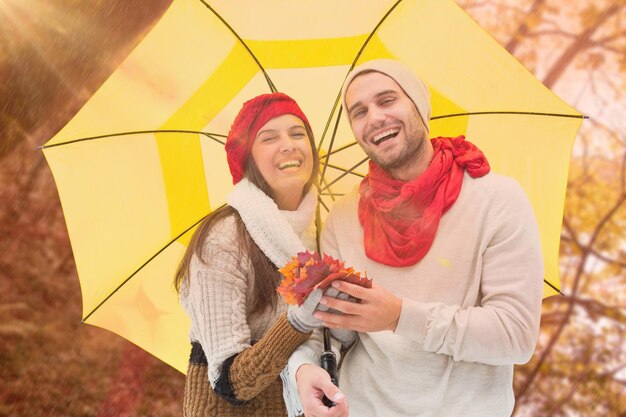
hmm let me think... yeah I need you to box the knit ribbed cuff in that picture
[270,313,313,350]
[229,313,312,402]
[394,297,430,344]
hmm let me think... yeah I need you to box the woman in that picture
[174,93,324,416]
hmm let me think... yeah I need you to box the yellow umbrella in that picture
[42,0,583,373]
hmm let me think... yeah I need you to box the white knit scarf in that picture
[227,178,315,417]
[227,178,318,267]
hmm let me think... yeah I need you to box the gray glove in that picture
[287,288,324,333]
[330,327,358,347]
[317,287,357,313]
[319,287,359,347]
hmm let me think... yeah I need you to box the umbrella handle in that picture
[321,327,339,407]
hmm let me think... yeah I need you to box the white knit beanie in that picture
[341,59,431,132]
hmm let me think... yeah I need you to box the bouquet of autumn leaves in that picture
[277,251,372,306]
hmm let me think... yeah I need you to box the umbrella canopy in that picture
[43,0,583,373]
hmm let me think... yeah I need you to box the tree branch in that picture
[516,177,626,401]
[506,0,547,55]
[542,3,624,89]
[562,218,626,268]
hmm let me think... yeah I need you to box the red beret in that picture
[225,92,312,184]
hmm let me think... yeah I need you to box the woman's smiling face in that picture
[250,114,314,209]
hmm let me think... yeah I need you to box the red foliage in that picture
[277,251,372,306]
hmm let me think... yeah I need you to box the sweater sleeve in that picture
[227,313,311,401]
[285,211,347,389]
[184,216,311,403]
[395,180,544,365]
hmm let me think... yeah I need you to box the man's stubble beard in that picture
[367,125,429,174]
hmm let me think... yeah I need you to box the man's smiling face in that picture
[345,71,429,177]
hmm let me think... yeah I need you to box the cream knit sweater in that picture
[288,172,544,417]
[180,180,317,386]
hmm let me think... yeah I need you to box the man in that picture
[286,59,544,417]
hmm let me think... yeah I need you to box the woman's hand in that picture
[287,289,324,333]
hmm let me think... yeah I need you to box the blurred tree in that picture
[460,0,626,415]
[0,1,180,417]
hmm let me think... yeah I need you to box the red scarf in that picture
[358,136,490,267]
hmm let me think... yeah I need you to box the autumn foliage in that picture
[277,251,372,306]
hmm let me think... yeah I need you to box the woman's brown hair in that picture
[174,125,319,316]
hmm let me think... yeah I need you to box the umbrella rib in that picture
[320,0,582,180]
[318,0,403,182]
[431,111,587,120]
[544,279,564,296]
[316,91,342,153]
[319,106,344,186]
[319,177,336,204]
[349,0,404,71]
[320,141,359,160]
[318,176,348,204]
[318,196,330,213]
[324,163,365,179]
[318,110,583,154]
[81,206,224,323]
[39,130,226,149]
[197,0,276,92]
[321,157,369,192]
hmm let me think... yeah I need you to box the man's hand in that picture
[315,281,402,332]
[296,364,348,417]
